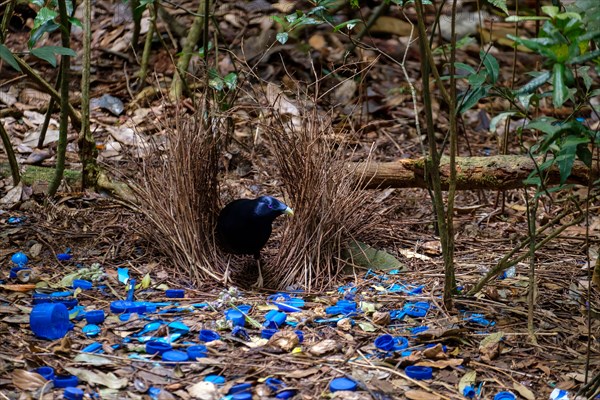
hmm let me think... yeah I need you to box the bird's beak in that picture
[283,206,294,216]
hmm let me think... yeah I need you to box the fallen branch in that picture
[352,155,599,190]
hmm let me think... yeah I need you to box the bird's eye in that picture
[268,204,273,209]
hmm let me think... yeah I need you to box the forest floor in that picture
[0,0,599,399]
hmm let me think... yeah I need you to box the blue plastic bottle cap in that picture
[63,387,84,400]
[54,375,79,388]
[393,336,409,350]
[237,304,252,313]
[405,366,433,380]
[72,280,93,290]
[82,342,103,353]
[204,375,226,385]
[198,329,220,342]
[187,345,208,360]
[30,303,72,340]
[229,383,253,394]
[110,300,146,314]
[265,377,285,391]
[463,385,476,398]
[11,252,28,266]
[82,324,101,337]
[162,350,188,363]
[226,310,246,327]
[165,289,185,298]
[35,366,55,380]
[85,310,105,325]
[57,253,72,261]
[493,391,517,400]
[261,329,277,339]
[146,341,172,355]
[374,334,395,351]
[276,390,296,399]
[330,377,357,392]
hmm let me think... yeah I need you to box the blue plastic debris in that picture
[550,388,570,400]
[9,266,30,279]
[394,336,409,351]
[30,303,72,340]
[493,391,517,400]
[229,382,252,394]
[403,302,430,318]
[265,377,285,391]
[11,252,28,266]
[85,310,105,324]
[325,300,358,316]
[198,329,220,343]
[187,345,208,360]
[232,326,250,341]
[32,292,78,309]
[330,377,357,392]
[63,387,84,400]
[405,366,433,380]
[146,341,172,355]
[162,350,188,364]
[410,326,429,335]
[57,249,72,261]
[82,342,103,353]
[204,375,226,385]
[82,324,101,337]
[261,329,277,339]
[110,300,145,314]
[54,375,79,388]
[165,289,185,298]
[264,310,287,328]
[463,385,476,398]
[72,280,93,290]
[226,309,246,327]
[295,330,304,343]
[35,366,55,380]
[374,334,395,351]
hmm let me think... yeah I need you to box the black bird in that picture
[216,196,293,287]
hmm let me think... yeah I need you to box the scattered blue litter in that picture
[72,279,93,290]
[261,329,277,339]
[30,303,73,340]
[405,365,433,380]
[162,350,188,363]
[35,366,55,380]
[165,289,185,298]
[54,375,79,388]
[374,334,395,351]
[11,252,28,266]
[146,341,172,355]
[82,324,101,337]
[403,301,430,318]
[63,387,84,400]
[199,329,220,342]
[463,385,476,398]
[117,268,130,284]
[410,326,429,335]
[226,309,246,326]
[82,342,103,353]
[232,326,250,341]
[187,345,208,360]
[205,375,226,385]
[330,377,357,392]
[493,391,516,400]
[264,310,287,328]
[229,382,252,394]
[85,310,105,324]
[9,266,30,279]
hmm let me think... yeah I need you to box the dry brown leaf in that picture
[513,382,535,400]
[405,390,442,400]
[12,370,48,390]
[308,339,341,356]
[416,359,463,368]
[267,331,299,352]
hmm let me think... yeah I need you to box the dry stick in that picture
[137,2,156,88]
[525,188,538,344]
[0,122,20,185]
[468,211,586,295]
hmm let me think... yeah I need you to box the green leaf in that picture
[542,5,560,18]
[198,42,213,57]
[272,15,287,29]
[489,0,509,15]
[514,70,551,95]
[568,48,600,64]
[33,7,58,30]
[341,240,405,272]
[0,44,21,71]
[467,71,488,87]
[223,73,237,90]
[507,34,560,59]
[552,63,569,107]
[69,17,82,28]
[506,15,549,22]
[576,145,593,167]
[454,62,477,74]
[458,85,489,114]
[31,46,76,67]
[333,19,362,32]
[480,50,499,84]
[29,20,60,48]
[276,32,288,44]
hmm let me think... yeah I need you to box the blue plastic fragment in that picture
[403,301,430,317]
[410,326,429,335]
[146,341,172,355]
[229,382,252,394]
[187,345,208,360]
[405,365,433,380]
[9,266,30,279]
[198,329,220,342]
[85,310,105,324]
[162,350,188,363]
[264,310,287,328]
[226,309,246,327]
[63,387,84,400]
[265,377,285,391]
[117,268,130,284]
[204,375,226,384]
[295,330,304,343]
[232,326,250,341]
[148,387,162,399]
[267,293,291,302]
[261,329,277,339]
[393,336,409,350]
[276,390,296,399]
[57,252,72,261]
[463,385,476,398]
[231,393,252,400]
[35,366,55,380]
[330,377,357,392]
[165,289,185,298]
[82,342,103,353]
[110,300,145,314]
[54,375,79,388]
[72,279,93,290]
[493,391,517,400]
[126,279,136,302]
[82,324,101,337]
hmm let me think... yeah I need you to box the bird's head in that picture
[254,196,294,219]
